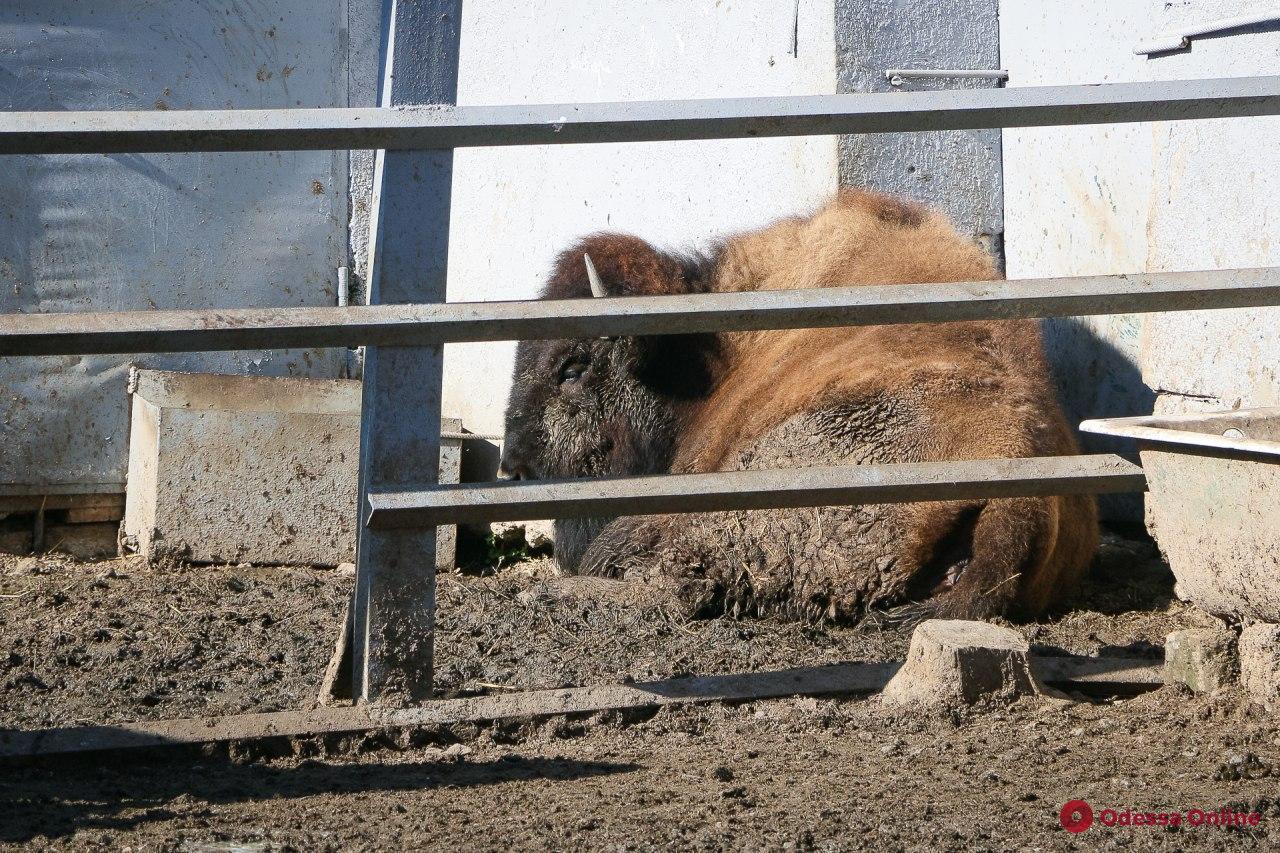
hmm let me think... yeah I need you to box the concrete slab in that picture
[123,369,459,568]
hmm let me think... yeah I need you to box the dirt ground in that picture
[2,529,1278,851]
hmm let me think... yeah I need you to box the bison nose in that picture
[497,452,533,481]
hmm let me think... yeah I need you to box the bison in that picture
[500,189,1098,623]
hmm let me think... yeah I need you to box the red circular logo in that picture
[1060,800,1094,833]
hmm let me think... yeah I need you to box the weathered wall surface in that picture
[1000,0,1280,520]
[836,0,1003,251]
[442,0,838,436]
[0,1,374,492]
[2,1,835,493]
[346,0,388,306]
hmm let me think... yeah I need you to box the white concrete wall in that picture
[444,0,838,436]
[1000,0,1280,517]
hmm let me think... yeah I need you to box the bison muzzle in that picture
[500,189,1098,624]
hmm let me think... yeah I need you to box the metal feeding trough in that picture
[1081,408,1280,622]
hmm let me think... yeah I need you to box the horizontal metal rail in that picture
[4,267,1279,357]
[3,76,1280,155]
[365,455,1146,528]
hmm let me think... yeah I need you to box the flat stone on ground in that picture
[881,619,1044,707]
[489,519,555,551]
[1164,627,1237,693]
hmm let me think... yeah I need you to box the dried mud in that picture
[2,530,1273,851]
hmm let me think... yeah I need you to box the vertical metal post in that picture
[352,0,462,704]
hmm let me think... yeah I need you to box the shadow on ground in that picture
[0,753,638,843]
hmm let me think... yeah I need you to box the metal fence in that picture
[4,0,1280,707]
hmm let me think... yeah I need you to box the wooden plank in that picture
[0,655,1162,759]
[0,493,124,514]
[365,454,1148,528]
[63,506,125,524]
[4,267,1280,357]
[1,75,1278,155]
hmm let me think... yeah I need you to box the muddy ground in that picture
[2,530,1277,851]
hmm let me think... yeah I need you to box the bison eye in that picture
[559,362,588,384]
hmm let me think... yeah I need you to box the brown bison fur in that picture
[501,189,1098,624]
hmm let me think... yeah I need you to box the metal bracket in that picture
[886,68,1009,87]
[1136,11,1280,55]
[336,266,351,307]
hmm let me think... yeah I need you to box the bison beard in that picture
[501,189,1098,624]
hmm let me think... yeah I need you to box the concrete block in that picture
[123,369,460,569]
[1163,628,1237,693]
[1240,623,1280,711]
[525,519,555,550]
[489,519,554,552]
[881,619,1044,707]
[1137,407,1280,622]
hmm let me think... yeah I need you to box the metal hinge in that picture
[337,265,351,307]
[886,69,1009,87]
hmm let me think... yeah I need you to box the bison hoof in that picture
[515,575,693,616]
[938,559,969,591]
[870,601,939,632]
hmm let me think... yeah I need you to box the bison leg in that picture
[886,495,1059,624]
[517,574,692,615]
[576,514,726,619]
[552,517,613,575]
[577,502,907,622]
[574,494,1067,625]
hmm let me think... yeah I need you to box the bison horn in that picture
[583,253,607,298]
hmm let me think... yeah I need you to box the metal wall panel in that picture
[835,0,1004,256]
[0,1,360,491]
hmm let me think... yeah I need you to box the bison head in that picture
[500,234,719,571]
